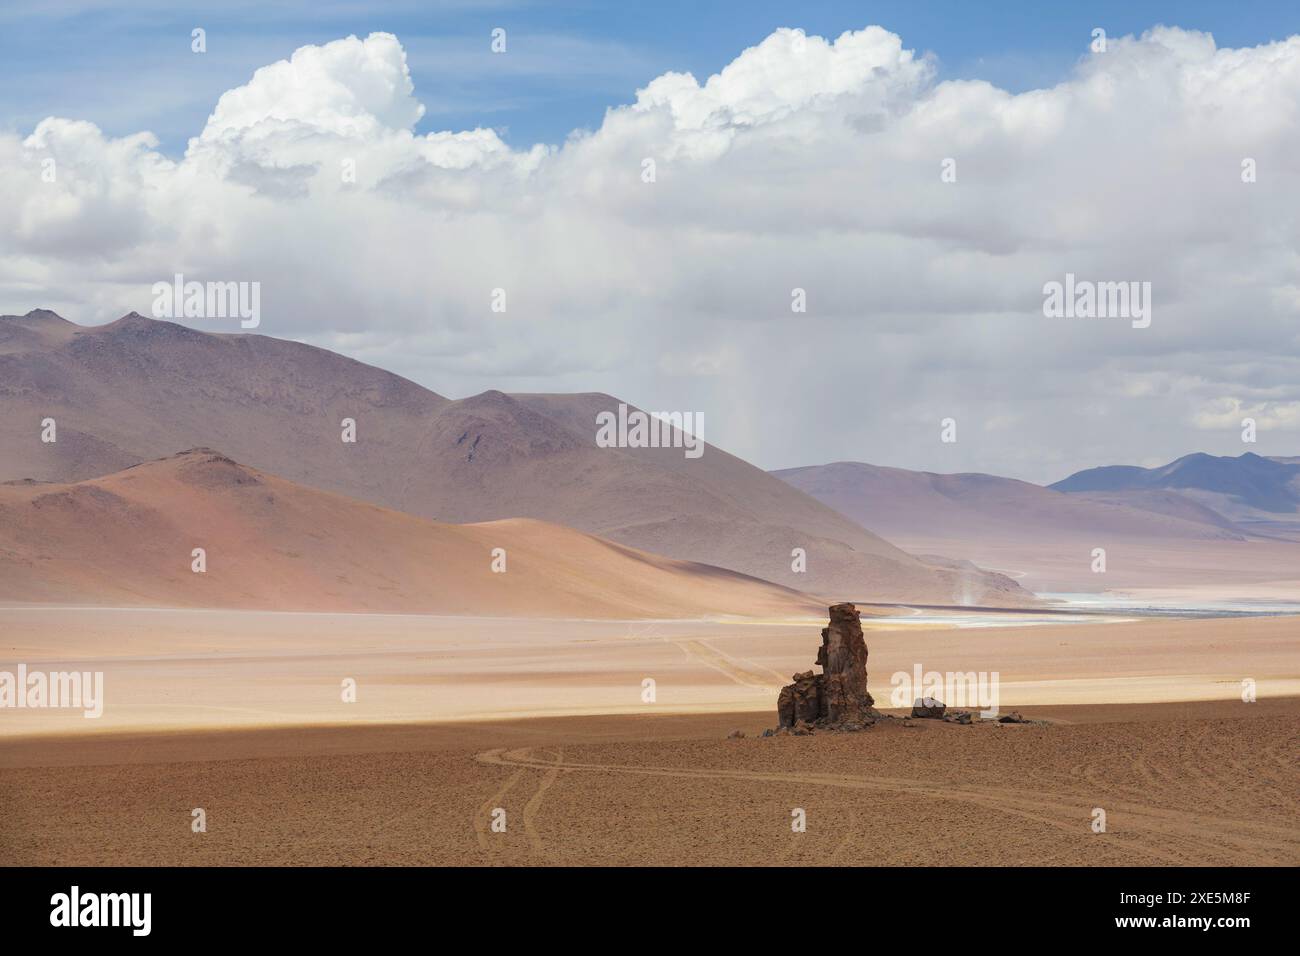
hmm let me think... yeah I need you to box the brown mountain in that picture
[772,460,1300,592]
[773,461,1248,544]
[0,449,821,617]
[0,310,1029,606]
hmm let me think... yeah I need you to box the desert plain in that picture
[2,606,1297,866]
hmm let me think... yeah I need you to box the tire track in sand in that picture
[674,639,787,691]
[474,750,526,852]
[474,747,564,859]
[521,747,563,857]
[477,747,1298,865]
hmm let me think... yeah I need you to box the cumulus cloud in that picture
[630,27,931,159]
[186,34,543,184]
[2,26,1299,481]
[199,32,427,142]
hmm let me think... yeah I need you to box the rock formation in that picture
[910,697,946,718]
[776,603,877,732]
[912,699,978,723]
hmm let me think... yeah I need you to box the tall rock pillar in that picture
[777,602,875,731]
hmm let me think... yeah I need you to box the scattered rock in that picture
[910,697,946,719]
[775,603,879,733]
[942,711,973,725]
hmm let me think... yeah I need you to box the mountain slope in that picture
[773,461,1248,544]
[0,311,1029,606]
[771,459,1300,593]
[1050,452,1300,517]
[0,310,449,486]
[0,450,821,618]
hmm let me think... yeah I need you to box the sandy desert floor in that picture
[3,607,1296,866]
[2,607,1298,734]
[1,699,1296,866]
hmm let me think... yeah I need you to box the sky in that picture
[4,1,1299,154]
[2,2,1299,482]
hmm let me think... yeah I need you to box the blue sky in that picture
[3,0,1298,154]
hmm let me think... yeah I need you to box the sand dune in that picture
[0,311,1028,606]
[0,449,820,618]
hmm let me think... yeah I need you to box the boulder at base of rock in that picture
[911,697,946,719]
[776,670,822,727]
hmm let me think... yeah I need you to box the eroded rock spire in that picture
[776,603,876,733]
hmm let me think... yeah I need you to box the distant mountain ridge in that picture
[1050,452,1300,515]
[0,310,1029,606]
[773,456,1300,593]
[773,460,1250,544]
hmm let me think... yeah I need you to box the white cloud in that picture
[199,33,426,142]
[630,27,931,159]
[1195,397,1300,430]
[3,25,1299,481]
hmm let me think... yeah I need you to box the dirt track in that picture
[2,698,1296,866]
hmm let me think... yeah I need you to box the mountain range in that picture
[775,454,1300,593]
[9,309,1294,608]
[0,310,1027,608]
[1049,452,1300,528]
